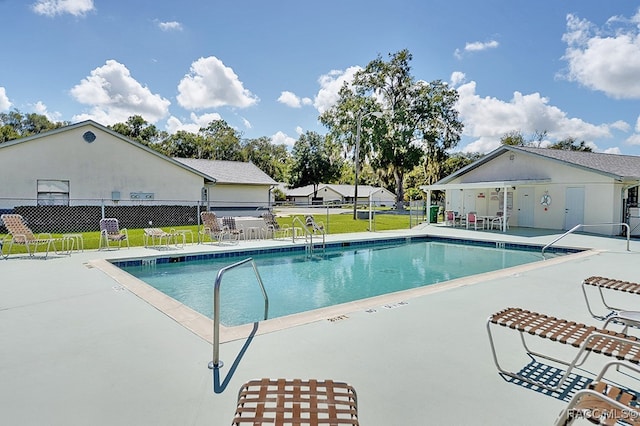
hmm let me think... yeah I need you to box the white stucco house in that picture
[0,120,277,212]
[421,145,640,236]
[285,184,396,207]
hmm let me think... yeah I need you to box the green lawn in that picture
[0,213,416,255]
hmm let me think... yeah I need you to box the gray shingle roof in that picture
[173,158,277,185]
[514,146,640,179]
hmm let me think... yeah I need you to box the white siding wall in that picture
[0,124,204,207]
[446,151,622,235]
[209,184,270,207]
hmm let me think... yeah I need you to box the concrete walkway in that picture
[1,224,639,425]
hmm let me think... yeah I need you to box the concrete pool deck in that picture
[1,224,639,425]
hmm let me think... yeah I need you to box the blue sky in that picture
[2,1,640,155]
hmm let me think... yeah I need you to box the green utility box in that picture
[429,205,439,223]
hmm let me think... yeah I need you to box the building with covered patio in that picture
[421,145,640,236]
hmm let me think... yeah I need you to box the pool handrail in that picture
[209,257,268,370]
[541,222,630,259]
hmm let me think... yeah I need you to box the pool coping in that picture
[90,235,600,344]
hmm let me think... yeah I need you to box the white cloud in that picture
[0,87,11,111]
[32,101,62,122]
[165,112,222,134]
[561,12,640,99]
[278,91,312,108]
[450,72,466,87]
[625,134,640,146]
[465,40,499,52]
[313,66,361,113]
[455,40,498,59]
[70,60,171,125]
[278,91,302,108]
[456,80,615,153]
[295,126,303,135]
[271,131,297,148]
[177,56,258,109]
[603,146,622,154]
[31,0,94,17]
[242,117,252,129]
[158,21,183,31]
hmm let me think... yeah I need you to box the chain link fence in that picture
[0,198,421,253]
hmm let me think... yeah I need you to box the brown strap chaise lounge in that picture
[582,276,640,321]
[554,360,640,425]
[232,378,359,425]
[487,307,640,393]
[1,213,63,259]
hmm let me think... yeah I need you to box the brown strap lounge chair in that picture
[261,212,290,239]
[200,211,232,245]
[1,213,62,259]
[99,218,129,250]
[222,216,243,241]
[582,276,640,321]
[487,307,640,393]
[555,361,640,425]
[143,228,183,248]
[232,378,359,425]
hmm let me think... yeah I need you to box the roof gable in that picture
[0,120,218,183]
[438,145,640,184]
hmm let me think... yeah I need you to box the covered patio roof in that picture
[420,178,551,192]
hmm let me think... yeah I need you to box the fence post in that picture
[100,199,105,219]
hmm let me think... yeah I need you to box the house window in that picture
[37,180,70,206]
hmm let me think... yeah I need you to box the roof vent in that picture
[83,131,96,143]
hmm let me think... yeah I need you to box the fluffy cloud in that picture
[31,0,94,17]
[158,21,183,31]
[165,112,223,134]
[0,87,11,111]
[32,101,62,122]
[313,66,361,114]
[70,60,171,125]
[561,12,640,99]
[177,56,258,109]
[271,131,297,148]
[455,39,499,59]
[453,75,615,153]
[278,91,312,108]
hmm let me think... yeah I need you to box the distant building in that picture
[285,184,396,207]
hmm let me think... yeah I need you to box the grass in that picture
[0,213,417,255]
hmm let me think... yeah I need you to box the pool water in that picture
[119,239,560,326]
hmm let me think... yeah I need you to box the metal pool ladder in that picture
[208,257,268,370]
[291,216,325,256]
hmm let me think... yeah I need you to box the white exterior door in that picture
[517,187,535,227]
[564,187,585,230]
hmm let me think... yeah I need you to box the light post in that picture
[353,111,383,220]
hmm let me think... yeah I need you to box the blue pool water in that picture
[117,238,568,326]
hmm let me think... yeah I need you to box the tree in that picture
[441,152,483,177]
[109,115,165,146]
[242,136,290,182]
[500,130,526,146]
[0,109,66,142]
[288,131,342,198]
[157,130,206,158]
[198,119,243,160]
[549,137,593,152]
[321,49,463,209]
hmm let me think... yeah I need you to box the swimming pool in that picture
[116,237,573,327]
